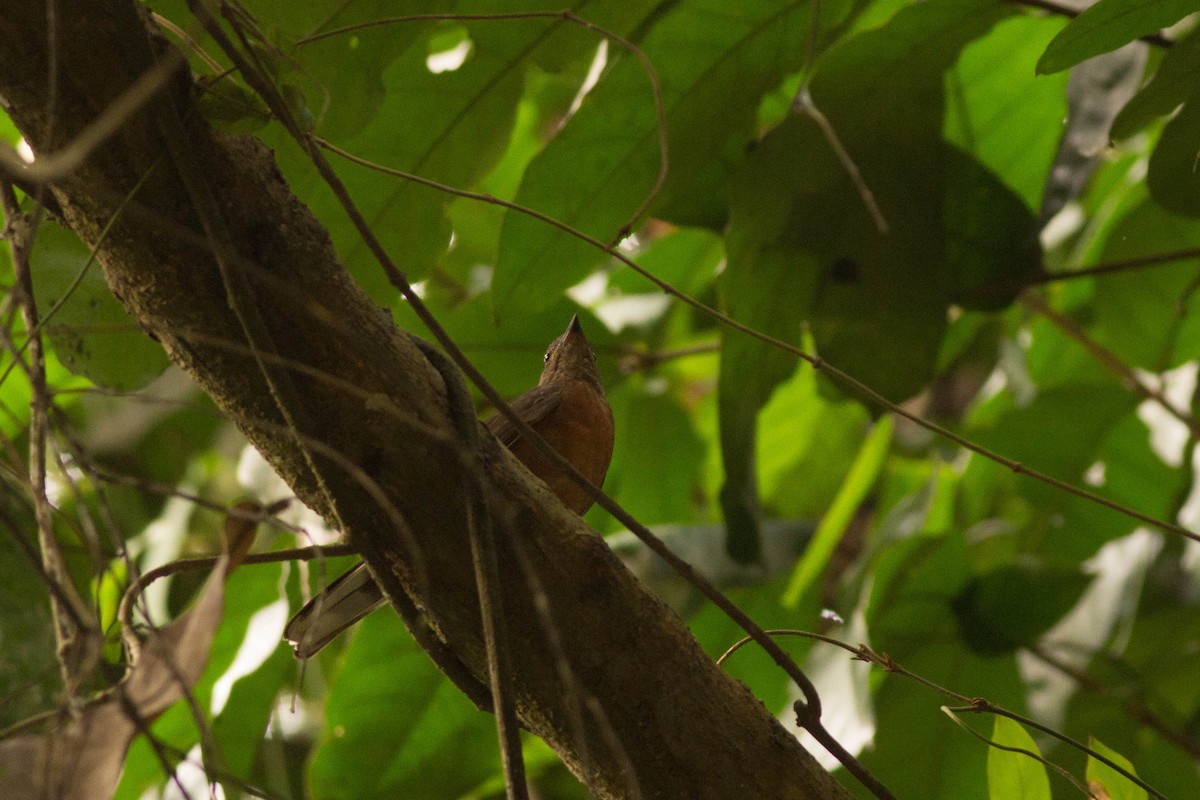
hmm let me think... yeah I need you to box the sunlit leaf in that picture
[1087,737,1150,800]
[986,717,1052,800]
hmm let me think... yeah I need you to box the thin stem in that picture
[1033,247,1200,285]
[1,181,96,691]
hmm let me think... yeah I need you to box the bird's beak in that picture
[566,314,583,336]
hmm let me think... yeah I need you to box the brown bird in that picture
[284,315,614,657]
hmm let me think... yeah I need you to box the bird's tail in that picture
[284,563,385,658]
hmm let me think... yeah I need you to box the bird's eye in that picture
[543,351,551,363]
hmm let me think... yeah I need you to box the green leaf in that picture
[946,13,1069,209]
[1037,0,1195,75]
[1111,27,1200,140]
[757,359,871,519]
[802,0,1013,397]
[304,19,524,297]
[309,612,500,799]
[29,221,169,390]
[609,387,705,526]
[1090,198,1200,369]
[0,528,56,730]
[1147,96,1200,217]
[271,3,643,301]
[608,226,724,297]
[969,383,1135,481]
[494,0,846,318]
[1087,737,1150,800]
[116,559,285,800]
[782,416,890,607]
[213,645,293,781]
[716,236,810,562]
[861,525,1027,800]
[986,717,1052,800]
[943,145,1043,311]
[716,0,1012,560]
[952,563,1091,655]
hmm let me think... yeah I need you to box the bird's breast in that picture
[508,379,614,515]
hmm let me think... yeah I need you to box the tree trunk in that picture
[0,2,855,797]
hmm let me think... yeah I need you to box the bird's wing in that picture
[283,563,386,658]
[485,384,563,449]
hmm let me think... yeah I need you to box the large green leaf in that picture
[945,13,1068,210]
[943,145,1042,311]
[29,221,169,391]
[609,386,705,526]
[862,526,1028,800]
[952,563,1091,655]
[1037,0,1195,75]
[309,611,500,799]
[493,0,854,318]
[716,249,808,561]
[716,0,1014,561]
[116,560,286,799]
[969,384,1135,481]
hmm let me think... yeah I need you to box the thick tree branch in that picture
[0,2,855,798]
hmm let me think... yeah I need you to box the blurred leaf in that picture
[757,359,870,519]
[969,383,1135,481]
[782,416,890,607]
[862,525,1027,800]
[791,0,1015,398]
[1111,28,1200,140]
[1147,97,1200,217]
[1037,0,1193,75]
[116,560,286,799]
[943,145,1042,310]
[1089,198,1200,370]
[272,7,595,301]
[952,563,1091,655]
[716,241,808,563]
[986,716,1052,800]
[609,386,705,526]
[29,221,169,390]
[213,644,292,781]
[0,523,57,730]
[1,558,226,800]
[716,0,1013,562]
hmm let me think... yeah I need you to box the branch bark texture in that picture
[0,3,855,798]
